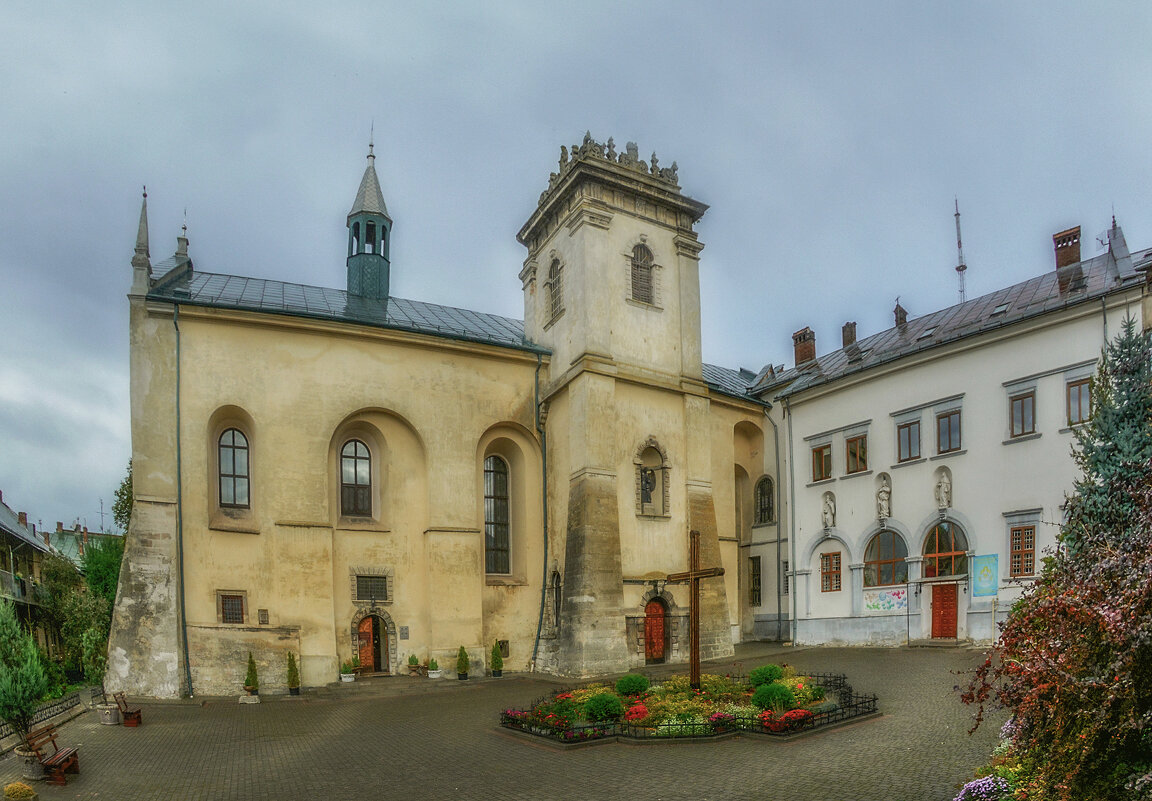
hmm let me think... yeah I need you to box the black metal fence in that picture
[0,689,93,740]
[500,672,878,744]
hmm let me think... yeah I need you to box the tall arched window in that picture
[638,445,667,516]
[341,440,372,516]
[484,455,510,574]
[864,530,908,586]
[923,521,969,578]
[218,429,250,508]
[631,244,654,304]
[754,476,774,525]
[547,259,563,322]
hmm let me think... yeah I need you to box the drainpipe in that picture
[174,306,193,697]
[783,397,799,644]
[530,354,549,671]
[763,406,784,642]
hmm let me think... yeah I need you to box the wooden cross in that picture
[665,529,724,689]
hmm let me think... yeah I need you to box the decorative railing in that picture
[0,690,88,740]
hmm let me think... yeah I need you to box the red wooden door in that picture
[644,599,666,663]
[931,584,958,638]
[358,617,375,671]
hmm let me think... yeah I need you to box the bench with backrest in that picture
[25,723,79,786]
[113,691,142,726]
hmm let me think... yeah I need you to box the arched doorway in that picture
[923,521,968,639]
[644,598,668,664]
[357,614,389,673]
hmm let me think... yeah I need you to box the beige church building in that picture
[108,135,775,697]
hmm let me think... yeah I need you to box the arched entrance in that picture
[644,598,668,664]
[923,521,968,639]
[357,614,389,673]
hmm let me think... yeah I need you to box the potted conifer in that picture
[243,652,259,696]
[427,657,441,679]
[490,641,503,678]
[456,646,469,680]
[407,653,421,677]
[286,652,300,696]
[339,659,356,682]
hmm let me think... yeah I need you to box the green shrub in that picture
[244,652,258,690]
[583,692,625,722]
[428,657,438,671]
[749,664,784,686]
[286,652,299,688]
[615,673,650,695]
[752,681,795,712]
[4,781,37,799]
[456,646,469,675]
[408,653,419,666]
[490,641,503,672]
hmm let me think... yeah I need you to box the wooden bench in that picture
[26,724,79,786]
[113,691,142,726]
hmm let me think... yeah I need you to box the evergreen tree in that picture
[1064,316,1152,551]
[0,601,46,744]
[112,460,133,534]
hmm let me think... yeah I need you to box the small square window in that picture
[355,575,388,602]
[497,639,510,659]
[846,435,868,474]
[218,592,246,624]
[1010,392,1035,438]
[1067,378,1091,426]
[897,420,921,462]
[258,608,269,625]
[820,552,842,592]
[812,444,832,482]
[937,410,962,454]
[1010,525,1036,577]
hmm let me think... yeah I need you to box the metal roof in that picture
[149,271,548,354]
[0,499,50,554]
[702,363,763,404]
[760,235,1151,400]
[349,149,389,220]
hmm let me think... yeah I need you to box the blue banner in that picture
[972,554,999,597]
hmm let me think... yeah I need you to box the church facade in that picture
[107,136,773,697]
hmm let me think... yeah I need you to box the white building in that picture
[751,221,1149,645]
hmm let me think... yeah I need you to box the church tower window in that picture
[635,439,669,517]
[631,244,654,304]
[341,440,372,517]
[754,476,774,525]
[218,429,250,508]
[547,259,564,322]
[484,455,510,573]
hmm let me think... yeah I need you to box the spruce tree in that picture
[0,601,47,744]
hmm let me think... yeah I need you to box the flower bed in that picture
[500,665,878,744]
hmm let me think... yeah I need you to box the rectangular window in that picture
[1010,392,1035,438]
[355,575,388,602]
[937,410,962,454]
[218,592,245,624]
[1067,378,1091,425]
[820,552,842,592]
[846,435,868,474]
[782,559,789,595]
[897,420,921,462]
[1010,525,1036,577]
[748,556,762,607]
[812,444,832,482]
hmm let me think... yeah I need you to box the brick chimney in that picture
[16,512,26,528]
[793,327,816,366]
[842,321,857,348]
[894,300,908,328]
[56,522,63,533]
[43,528,49,547]
[1053,226,1081,269]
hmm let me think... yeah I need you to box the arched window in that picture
[218,429,250,508]
[365,221,376,254]
[631,244,654,304]
[547,259,563,321]
[864,530,908,586]
[637,445,667,516]
[754,476,774,525]
[923,521,969,578]
[484,455,510,574]
[341,440,372,516]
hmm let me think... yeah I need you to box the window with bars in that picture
[547,259,564,322]
[218,592,245,624]
[812,444,832,482]
[631,244,654,304]
[820,552,841,592]
[340,439,372,516]
[754,477,774,524]
[846,435,868,474]
[1010,525,1036,577]
[1067,378,1091,425]
[748,556,762,606]
[937,410,962,454]
[484,455,510,574]
[219,428,250,508]
[1010,392,1035,438]
[355,575,388,601]
[897,420,920,462]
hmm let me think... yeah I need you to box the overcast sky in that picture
[3,2,1151,532]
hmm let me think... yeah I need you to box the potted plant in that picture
[490,640,503,678]
[427,657,441,679]
[456,646,469,680]
[3,781,37,801]
[407,653,421,677]
[0,601,48,780]
[243,652,259,695]
[286,652,300,696]
[339,659,356,682]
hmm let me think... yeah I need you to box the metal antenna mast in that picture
[954,198,967,303]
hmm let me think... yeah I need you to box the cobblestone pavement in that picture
[0,644,1003,801]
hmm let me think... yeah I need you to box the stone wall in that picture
[186,624,301,696]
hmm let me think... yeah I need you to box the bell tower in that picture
[346,143,392,300]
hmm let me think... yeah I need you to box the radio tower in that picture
[954,198,967,303]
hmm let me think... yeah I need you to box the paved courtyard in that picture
[0,644,1002,801]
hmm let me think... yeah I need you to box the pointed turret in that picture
[346,143,393,300]
[130,187,152,296]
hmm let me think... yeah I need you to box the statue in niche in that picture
[606,137,616,160]
[935,472,952,509]
[640,468,656,506]
[821,493,836,529]
[877,476,891,519]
